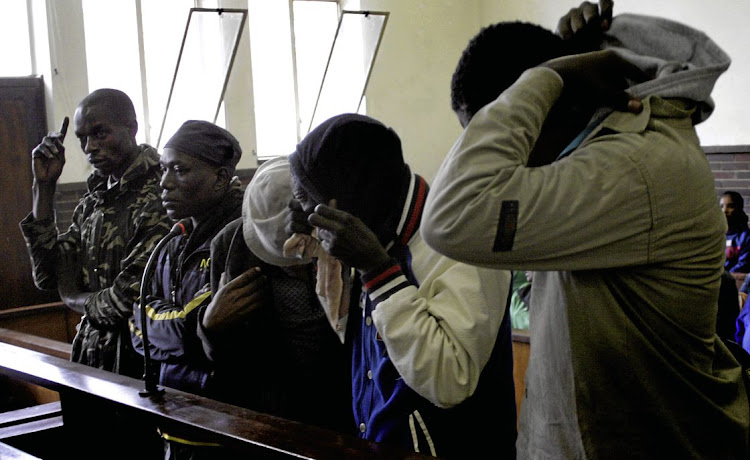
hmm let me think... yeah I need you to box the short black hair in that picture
[78,88,137,129]
[724,191,745,210]
[450,21,567,124]
[723,190,749,229]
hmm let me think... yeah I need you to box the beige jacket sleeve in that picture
[422,67,659,271]
[370,236,510,408]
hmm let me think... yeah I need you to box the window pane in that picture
[156,8,246,148]
[82,0,145,143]
[141,0,194,147]
[248,0,298,158]
[0,0,32,76]
[307,10,387,133]
[293,1,338,136]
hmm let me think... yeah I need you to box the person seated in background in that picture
[721,191,750,274]
[129,120,245,460]
[286,113,517,459]
[20,88,171,377]
[198,156,353,435]
[421,0,748,458]
[718,269,742,343]
[737,292,750,353]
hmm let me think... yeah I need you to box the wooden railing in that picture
[0,336,434,459]
[0,302,79,344]
[0,300,77,409]
[0,301,532,458]
[0,328,71,360]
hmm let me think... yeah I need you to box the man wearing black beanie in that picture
[287,113,517,459]
[129,120,256,460]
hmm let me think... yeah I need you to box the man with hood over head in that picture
[287,113,517,458]
[422,1,749,458]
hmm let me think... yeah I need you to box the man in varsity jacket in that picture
[287,113,516,459]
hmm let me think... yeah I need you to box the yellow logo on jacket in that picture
[200,258,210,270]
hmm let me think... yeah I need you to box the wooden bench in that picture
[512,329,530,420]
[0,327,71,360]
[0,340,435,459]
[0,305,533,455]
[0,302,79,345]
[0,402,63,440]
[0,301,77,409]
[0,441,42,459]
[0,327,71,408]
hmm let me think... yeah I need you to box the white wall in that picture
[350,0,482,182]
[481,0,749,147]
[348,0,749,182]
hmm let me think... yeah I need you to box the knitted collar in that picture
[387,172,429,250]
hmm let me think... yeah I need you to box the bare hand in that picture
[541,50,646,114]
[557,0,613,39]
[308,201,392,273]
[202,267,269,333]
[32,117,69,184]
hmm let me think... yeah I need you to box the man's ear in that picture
[214,166,231,191]
[130,120,139,138]
[454,104,473,129]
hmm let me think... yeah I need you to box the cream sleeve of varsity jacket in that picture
[368,230,511,409]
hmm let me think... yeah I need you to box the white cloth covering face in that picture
[283,231,349,342]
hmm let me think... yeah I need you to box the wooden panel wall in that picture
[0,78,60,310]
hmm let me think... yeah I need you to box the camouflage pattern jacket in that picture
[20,145,171,377]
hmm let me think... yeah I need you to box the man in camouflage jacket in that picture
[20,88,170,378]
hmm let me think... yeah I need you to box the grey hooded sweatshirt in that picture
[423,13,748,460]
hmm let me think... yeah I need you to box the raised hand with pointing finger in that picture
[31,117,68,220]
[31,116,68,186]
[20,88,172,385]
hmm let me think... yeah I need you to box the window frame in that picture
[156,7,248,148]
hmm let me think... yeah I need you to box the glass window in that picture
[81,0,145,143]
[306,10,387,134]
[293,1,339,137]
[155,8,247,148]
[141,0,194,146]
[35,0,384,161]
[0,0,33,76]
[250,0,386,159]
[247,0,299,158]
[82,0,195,146]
